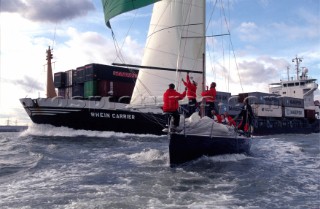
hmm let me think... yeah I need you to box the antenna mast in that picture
[286,66,290,81]
[292,55,303,80]
[46,46,57,98]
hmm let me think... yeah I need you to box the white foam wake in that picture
[19,123,163,139]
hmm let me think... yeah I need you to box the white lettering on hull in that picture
[90,112,135,120]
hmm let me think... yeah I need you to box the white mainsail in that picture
[130,0,205,106]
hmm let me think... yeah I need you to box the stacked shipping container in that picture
[281,97,305,118]
[54,63,138,103]
[229,92,309,119]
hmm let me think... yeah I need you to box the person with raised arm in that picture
[182,72,198,117]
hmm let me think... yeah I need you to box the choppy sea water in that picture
[0,124,319,209]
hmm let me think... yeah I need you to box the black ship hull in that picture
[169,133,251,166]
[20,98,167,135]
[251,117,319,135]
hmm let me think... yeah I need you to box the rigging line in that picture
[51,24,57,50]
[147,23,203,39]
[175,1,191,81]
[182,33,230,38]
[144,1,171,53]
[206,0,219,86]
[219,0,227,90]
[0,9,1,106]
[175,1,198,89]
[184,1,207,74]
[109,10,140,87]
[131,2,172,101]
[110,29,126,64]
[228,0,231,92]
[206,0,218,32]
[220,0,243,92]
[177,0,206,89]
[111,10,138,65]
[177,1,202,74]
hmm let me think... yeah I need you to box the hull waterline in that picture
[169,133,251,166]
[20,98,167,135]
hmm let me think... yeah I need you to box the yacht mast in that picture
[202,0,206,92]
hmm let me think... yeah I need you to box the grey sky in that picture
[0,0,95,23]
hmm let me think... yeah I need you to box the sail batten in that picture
[130,0,205,106]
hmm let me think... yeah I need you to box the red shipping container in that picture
[98,80,111,97]
[304,109,315,119]
[113,81,135,97]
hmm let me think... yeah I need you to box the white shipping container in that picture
[65,86,73,99]
[252,104,282,117]
[228,105,242,116]
[283,107,305,118]
[65,70,74,87]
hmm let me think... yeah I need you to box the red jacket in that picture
[163,89,186,112]
[201,87,216,103]
[227,116,236,126]
[182,74,197,99]
[213,114,222,123]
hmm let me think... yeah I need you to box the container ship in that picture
[19,48,319,135]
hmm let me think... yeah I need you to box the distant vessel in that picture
[0,120,28,132]
[250,56,319,135]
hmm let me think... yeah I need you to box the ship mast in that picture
[46,46,57,98]
[286,66,290,81]
[292,55,303,80]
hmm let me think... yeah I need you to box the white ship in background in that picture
[269,56,319,116]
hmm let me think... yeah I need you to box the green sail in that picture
[101,0,161,28]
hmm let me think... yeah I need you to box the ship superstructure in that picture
[269,56,319,117]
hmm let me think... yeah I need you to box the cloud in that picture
[238,61,275,82]
[0,0,95,23]
[237,22,261,42]
[44,27,144,74]
[271,22,318,40]
[0,0,27,12]
[13,76,44,93]
[235,56,289,84]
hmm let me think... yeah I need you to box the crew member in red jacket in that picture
[201,82,217,117]
[224,111,236,127]
[182,72,197,117]
[211,110,222,123]
[163,83,186,128]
